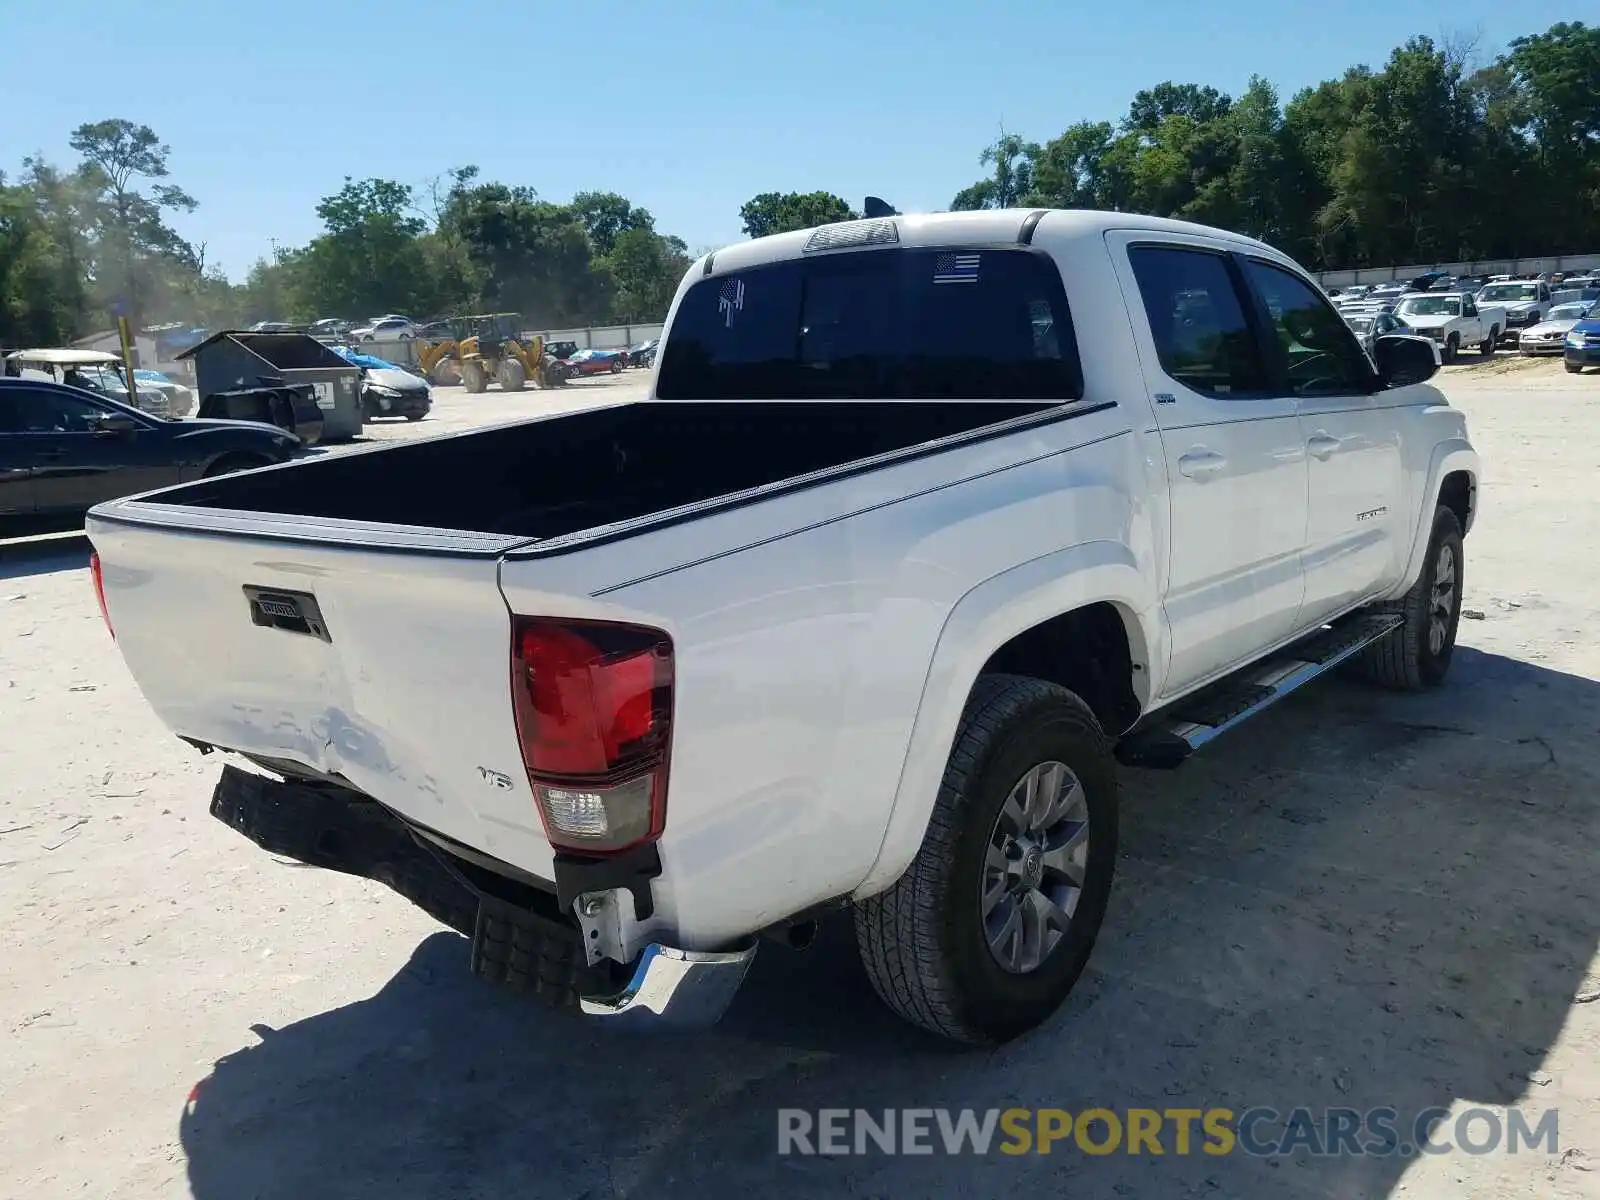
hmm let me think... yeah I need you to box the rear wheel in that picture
[610,357,624,374]
[1479,327,1497,356]
[854,675,1118,1045]
[202,453,270,478]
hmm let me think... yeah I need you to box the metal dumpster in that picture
[197,380,325,445]
[177,330,364,441]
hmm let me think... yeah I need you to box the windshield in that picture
[1397,296,1460,317]
[1345,317,1373,333]
[1548,303,1592,321]
[1479,284,1538,302]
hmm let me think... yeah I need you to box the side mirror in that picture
[94,412,140,436]
[1374,334,1440,388]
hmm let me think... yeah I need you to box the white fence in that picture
[353,322,665,371]
[1317,253,1600,289]
[524,322,664,349]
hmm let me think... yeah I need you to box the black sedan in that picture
[1,378,302,538]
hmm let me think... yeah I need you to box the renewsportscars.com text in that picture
[776,1106,1559,1158]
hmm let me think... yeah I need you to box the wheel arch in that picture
[851,540,1157,900]
[1382,439,1478,602]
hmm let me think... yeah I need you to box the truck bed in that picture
[128,400,1051,542]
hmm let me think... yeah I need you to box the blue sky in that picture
[5,0,1575,280]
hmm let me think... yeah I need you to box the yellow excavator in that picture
[416,314,567,392]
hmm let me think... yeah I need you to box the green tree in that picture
[291,178,435,320]
[0,174,82,345]
[442,180,612,324]
[737,191,856,238]
[950,131,1040,210]
[570,190,655,256]
[603,227,690,322]
[67,119,198,323]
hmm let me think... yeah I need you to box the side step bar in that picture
[1115,612,1405,769]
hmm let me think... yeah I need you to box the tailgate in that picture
[87,504,559,878]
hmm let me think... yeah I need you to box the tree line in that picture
[3,21,1596,348]
[0,134,696,347]
[749,24,1600,273]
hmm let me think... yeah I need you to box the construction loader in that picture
[415,313,568,392]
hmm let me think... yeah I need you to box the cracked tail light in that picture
[510,617,673,854]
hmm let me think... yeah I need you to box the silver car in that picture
[1519,301,1597,356]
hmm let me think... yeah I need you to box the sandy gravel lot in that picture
[3,363,1599,1199]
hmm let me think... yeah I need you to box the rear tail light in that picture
[89,551,114,639]
[510,617,673,855]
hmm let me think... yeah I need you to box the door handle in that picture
[1306,433,1341,461]
[1177,449,1226,479]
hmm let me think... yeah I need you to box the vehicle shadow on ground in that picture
[0,535,88,580]
[180,647,1599,1199]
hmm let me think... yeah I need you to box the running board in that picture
[1114,613,1406,769]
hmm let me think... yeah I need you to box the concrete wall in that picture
[1317,253,1600,288]
[525,322,665,349]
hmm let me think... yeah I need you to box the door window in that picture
[656,247,1081,401]
[2,386,111,433]
[1241,259,1376,396]
[1126,245,1267,397]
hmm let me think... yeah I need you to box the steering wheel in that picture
[1287,350,1344,394]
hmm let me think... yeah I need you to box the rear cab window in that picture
[656,247,1082,401]
[1125,245,1267,397]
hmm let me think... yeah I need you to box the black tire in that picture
[1479,327,1497,356]
[610,357,624,374]
[1443,334,1459,364]
[202,453,270,479]
[461,360,488,394]
[404,412,425,422]
[498,359,527,392]
[854,675,1118,1045]
[1353,505,1464,691]
[1567,361,1584,374]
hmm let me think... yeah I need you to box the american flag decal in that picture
[718,278,745,327]
[933,253,981,284]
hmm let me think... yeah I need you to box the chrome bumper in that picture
[580,939,758,1028]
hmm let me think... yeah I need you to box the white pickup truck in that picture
[1393,291,1506,361]
[87,210,1478,1046]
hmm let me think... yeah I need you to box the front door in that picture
[1107,232,1309,699]
[11,387,179,515]
[1237,257,1406,627]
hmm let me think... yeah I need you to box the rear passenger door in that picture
[1108,233,1308,698]
[1237,256,1405,628]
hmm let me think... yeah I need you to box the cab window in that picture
[1126,245,1267,397]
[1241,259,1376,396]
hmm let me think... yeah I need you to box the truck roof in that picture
[698,208,1281,279]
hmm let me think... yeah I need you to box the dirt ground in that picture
[3,364,1599,1199]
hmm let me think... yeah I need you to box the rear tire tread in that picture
[854,674,1111,1044]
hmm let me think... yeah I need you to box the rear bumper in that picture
[579,940,758,1027]
[207,764,751,1028]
